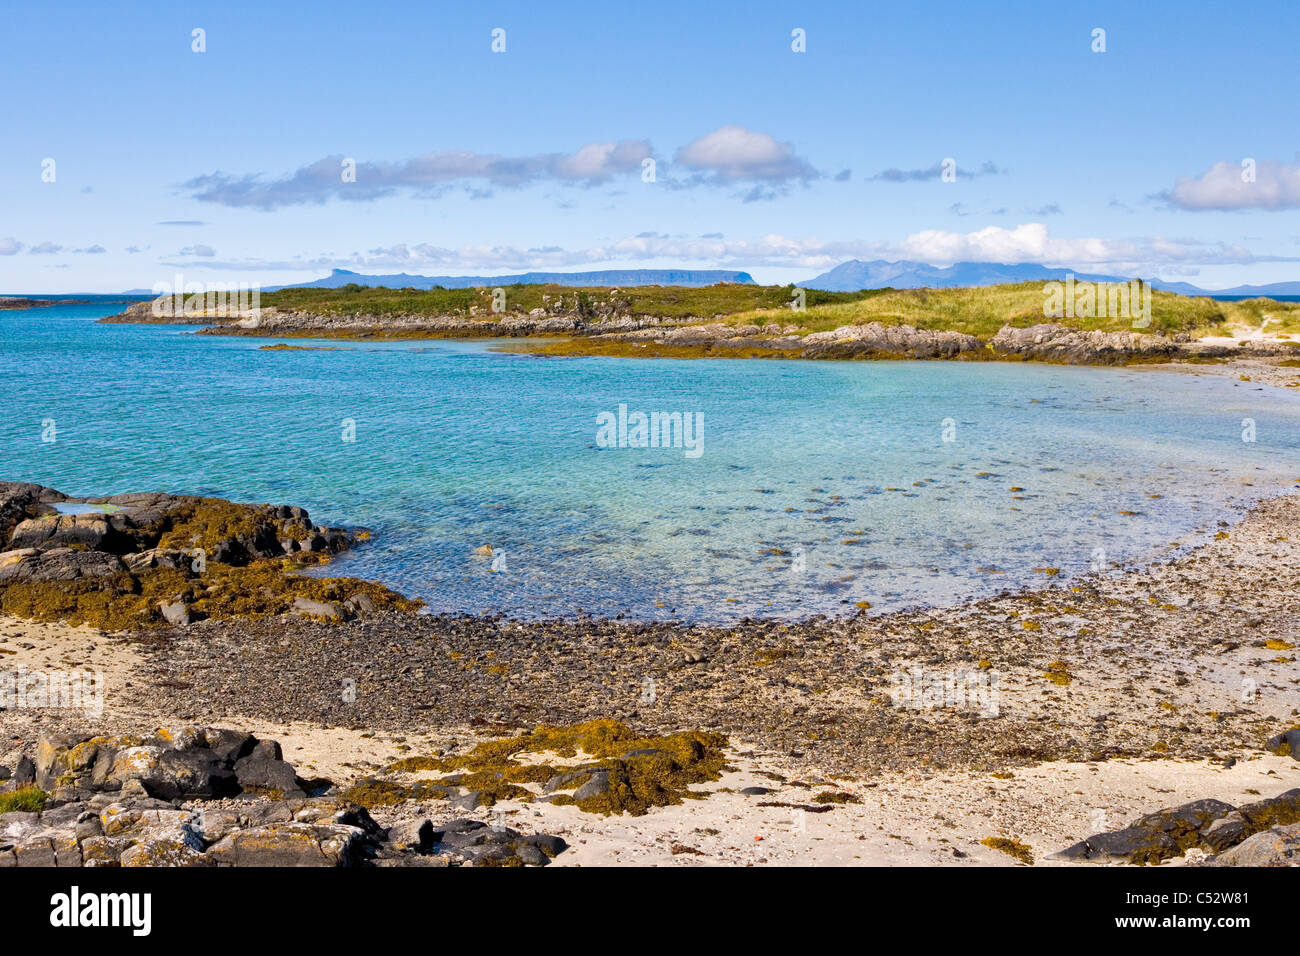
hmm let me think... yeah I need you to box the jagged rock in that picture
[800,323,982,359]
[14,836,58,867]
[1054,787,1300,864]
[1053,798,1235,864]
[204,729,257,763]
[0,811,44,843]
[989,324,1177,364]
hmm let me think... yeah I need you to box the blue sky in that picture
[3,0,1299,292]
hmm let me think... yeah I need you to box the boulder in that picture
[205,822,367,867]
[233,752,304,798]
[0,547,125,583]
[386,819,433,852]
[1201,812,1251,852]
[120,836,209,867]
[1265,728,1300,761]
[0,482,64,544]
[572,770,613,802]
[291,596,344,621]
[1238,788,1300,829]
[8,514,122,553]
[1211,823,1300,866]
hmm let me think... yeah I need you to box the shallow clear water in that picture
[4,302,1300,622]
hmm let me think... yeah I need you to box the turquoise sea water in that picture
[4,302,1300,622]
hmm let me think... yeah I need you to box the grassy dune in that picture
[737,282,1239,338]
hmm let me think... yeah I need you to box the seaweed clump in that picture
[383,719,730,816]
[981,836,1034,865]
[0,561,418,630]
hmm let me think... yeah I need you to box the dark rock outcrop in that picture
[2,727,567,868]
[1053,787,1300,865]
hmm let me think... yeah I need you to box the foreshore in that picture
[3,471,1299,864]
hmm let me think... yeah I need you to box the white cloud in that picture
[0,238,23,255]
[892,223,1262,270]
[673,125,817,184]
[1164,160,1300,211]
[28,241,62,255]
[164,224,1279,276]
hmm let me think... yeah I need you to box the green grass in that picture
[260,282,869,321]
[729,282,1234,338]
[0,786,48,813]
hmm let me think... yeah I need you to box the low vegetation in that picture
[260,282,864,320]
[0,786,48,813]
[256,281,1300,342]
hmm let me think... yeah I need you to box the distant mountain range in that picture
[273,268,756,291]
[121,262,1300,298]
[798,259,1300,297]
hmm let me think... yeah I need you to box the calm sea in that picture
[4,301,1300,621]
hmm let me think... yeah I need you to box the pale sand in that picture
[3,610,1297,865]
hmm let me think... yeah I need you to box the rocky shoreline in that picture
[1,727,569,867]
[102,298,1300,365]
[0,483,417,630]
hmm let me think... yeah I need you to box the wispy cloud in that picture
[29,242,62,255]
[0,238,23,255]
[1161,159,1300,211]
[158,220,207,227]
[183,127,822,209]
[868,160,1002,182]
[184,141,653,210]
